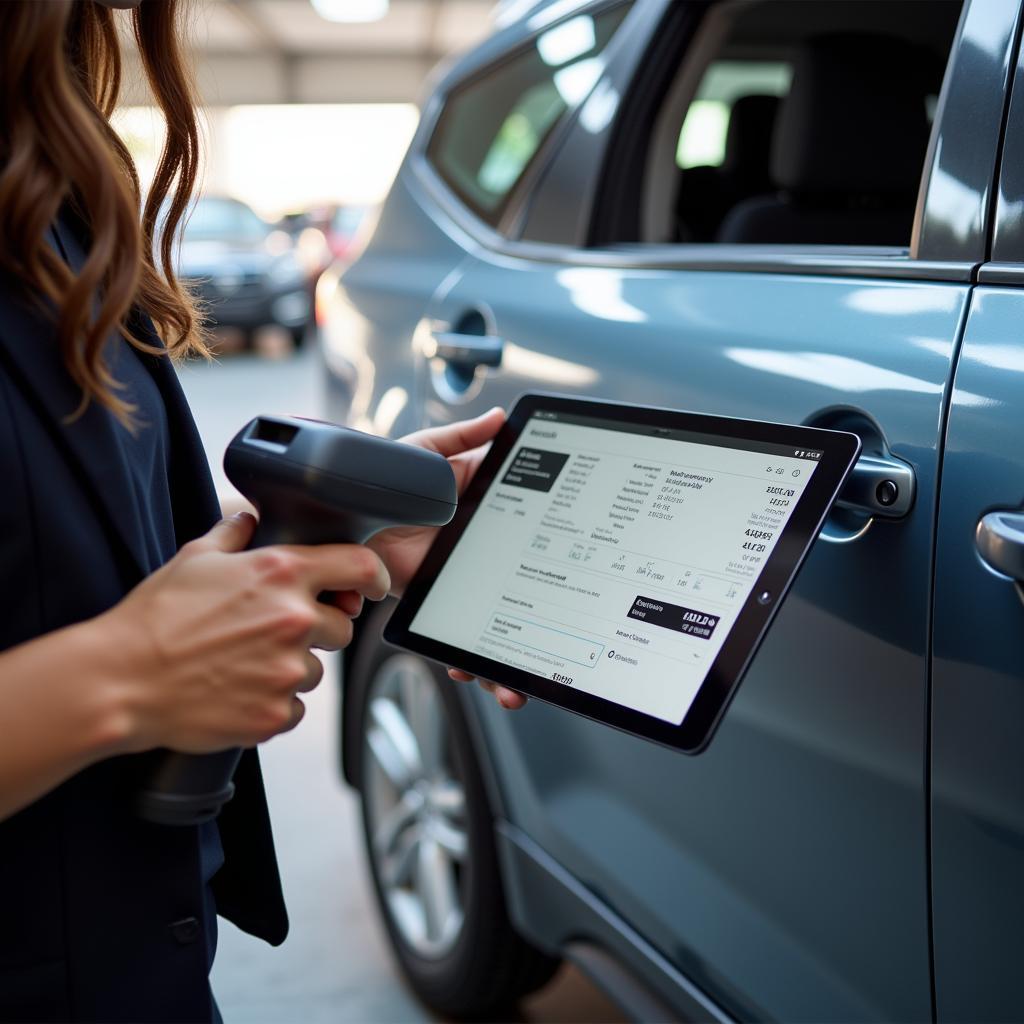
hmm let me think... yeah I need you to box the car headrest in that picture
[771,33,932,195]
[723,94,780,176]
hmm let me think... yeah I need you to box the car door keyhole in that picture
[805,407,914,543]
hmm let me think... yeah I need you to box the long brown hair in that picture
[0,0,207,425]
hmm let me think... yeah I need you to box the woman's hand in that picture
[368,407,504,594]
[103,512,391,753]
[0,513,390,821]
[368,407,527,711]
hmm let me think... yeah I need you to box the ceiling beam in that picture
[193,47,455,59]
[424,0,444,60]
[120,50,436,105]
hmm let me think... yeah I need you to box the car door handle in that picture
[835,453,916,519]
[428,331,504,368]
[976,510,1024,581]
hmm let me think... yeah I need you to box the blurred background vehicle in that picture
[324,204,373,261]
[278,203,377,324]
[179,195,312,350]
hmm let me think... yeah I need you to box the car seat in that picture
[716,33,933,246]
[674,93,780,242]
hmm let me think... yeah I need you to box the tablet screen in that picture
[408,407,826,727]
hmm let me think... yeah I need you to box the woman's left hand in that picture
[368,406,527,710]
[369,406,504,593]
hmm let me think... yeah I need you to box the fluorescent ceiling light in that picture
[310,0,389,23]
[537,15,596,67]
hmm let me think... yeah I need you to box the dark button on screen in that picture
[627,595,720,639]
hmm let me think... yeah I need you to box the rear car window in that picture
[427,3,631,228]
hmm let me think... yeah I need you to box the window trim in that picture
[912,0,1024,264]
[986,0,1024,264]
[479,232,975,281]
[977,263,1024,283]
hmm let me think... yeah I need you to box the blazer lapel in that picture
[0,277,152,583]
[131,317,222,544]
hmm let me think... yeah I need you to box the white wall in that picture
[113,103,419,218]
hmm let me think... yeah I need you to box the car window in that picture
[427,2,631,228]
[601,0,962,248]
[185,199,267,242]
[675,61,791,170]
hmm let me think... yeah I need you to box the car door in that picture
[931,32,1024,1022]
[406,0,1020,1019]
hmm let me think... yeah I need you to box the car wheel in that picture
[354,640,559,1018]
[288,324,307,350]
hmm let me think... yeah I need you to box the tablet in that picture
[385,394,861,753]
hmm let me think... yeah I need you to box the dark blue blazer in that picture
[0,272,288,1021]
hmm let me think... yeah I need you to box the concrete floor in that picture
[180,333,625,1023]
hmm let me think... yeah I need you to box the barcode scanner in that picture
[136,415,458,826]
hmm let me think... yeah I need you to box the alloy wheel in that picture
[362,654,469,959]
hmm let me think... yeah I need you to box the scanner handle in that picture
[135,521,335,827]
[136,414,457,827]
[136,749,240,825]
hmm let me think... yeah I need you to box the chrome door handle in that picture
[976,510,1024,580]
[428,332,504,368]
[835,453,916,519]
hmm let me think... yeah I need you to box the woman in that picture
[0,1,521,1020]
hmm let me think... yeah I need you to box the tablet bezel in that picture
[385,393,861,753]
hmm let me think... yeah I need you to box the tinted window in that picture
[428,3,631,228]
[676,61,791,170]
[605,0,961,247]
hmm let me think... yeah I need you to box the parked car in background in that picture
[278,204,376,329]
[180,196,311,350]
[321,204,373,264]
[319,0,1024,1020]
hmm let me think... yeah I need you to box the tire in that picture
[352,615,559,1018]
[288,323,307,350]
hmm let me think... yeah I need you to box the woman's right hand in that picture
[101,512,390,754]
